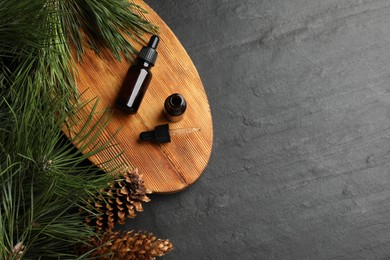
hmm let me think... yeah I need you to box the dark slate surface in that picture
[127,1,390,259]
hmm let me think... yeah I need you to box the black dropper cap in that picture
[138,35,159,65]
[139,124,171,143]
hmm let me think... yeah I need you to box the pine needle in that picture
[0,0,159,258]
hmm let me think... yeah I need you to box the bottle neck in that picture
[164,94,187,116]
[135,58,153,69]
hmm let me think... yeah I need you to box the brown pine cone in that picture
[6,242,25,260]
[82,168,151,231]
[79,231,173,260]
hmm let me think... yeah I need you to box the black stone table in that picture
[126,1,390,259]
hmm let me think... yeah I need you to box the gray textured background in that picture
[127,1,390,259]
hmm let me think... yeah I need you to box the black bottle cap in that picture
[139,123,171,143]
[138,35,159,65]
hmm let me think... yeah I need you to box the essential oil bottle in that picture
[116,35,159,114]
[164,93,187,122]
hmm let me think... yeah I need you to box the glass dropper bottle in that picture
[116,35,159,114]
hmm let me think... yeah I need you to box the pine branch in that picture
[0,95,125,258]
[0,0,160,258]
[60,0,158,60]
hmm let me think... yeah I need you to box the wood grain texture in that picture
[68,0,213,193]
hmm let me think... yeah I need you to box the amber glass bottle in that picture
[164,93,187,122]
[116,35,159,114]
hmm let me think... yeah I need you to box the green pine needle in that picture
[61,0,158,60]
[0,0,157,258]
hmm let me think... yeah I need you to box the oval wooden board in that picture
[69,0,213,193]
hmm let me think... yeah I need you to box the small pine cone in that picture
[82,168,152,231]
[6,242,25,260]
[79,231,173,260]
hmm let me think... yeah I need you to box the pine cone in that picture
[82,168,151,231]
[6,242,25,260]
[79,231,173,260]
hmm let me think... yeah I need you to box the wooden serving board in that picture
[69,0,213,193]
